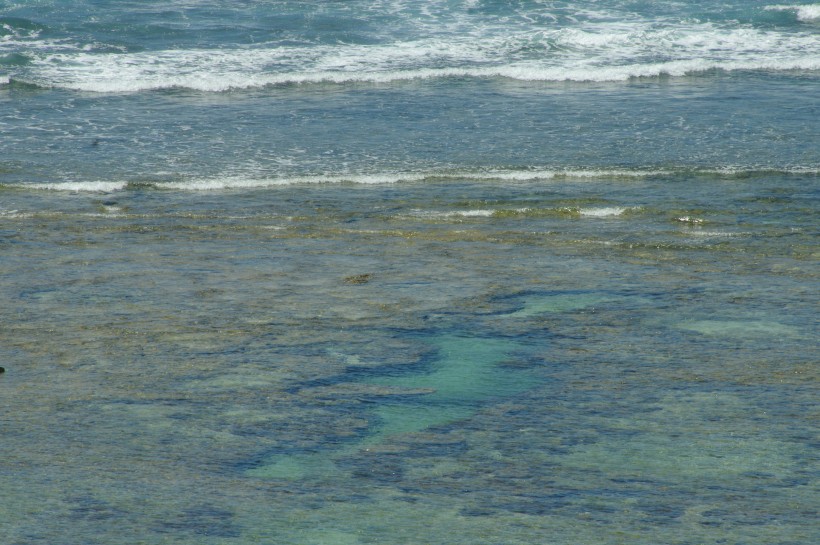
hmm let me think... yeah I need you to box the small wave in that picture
[765,4,820,21]
[694,166,820,179]
[158,173,436,190]
[676,216,706,224]
[5,166,816,193]
[685,230,750,238]
[159,169,666,189]
[407,206,635,220]
[0,211,37,219]
[408,209,497,219]
[17,181,130,192]
[408,206,630,219]
[445,210,496,217]
[21,57,820,92]
[468,169,666,181]
[579,207,629,217]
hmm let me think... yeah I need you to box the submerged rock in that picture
[343,273,372,284]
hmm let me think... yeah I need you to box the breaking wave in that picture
[5,167,817,193]
[7,20,819,92]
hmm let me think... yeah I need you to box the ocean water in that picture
[1,1,818,543]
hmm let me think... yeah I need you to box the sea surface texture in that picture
[1,1,818,544]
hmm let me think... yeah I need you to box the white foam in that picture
[765,4,820,21]
[21,181,129,192]
[0,210,35,219]
[696,166,820,178]
[557,169,663,178]
[467,169,665,181]
[0,30,94,56]
[7,166,815,194]
[158,177,289,190]
[686,230,749,238]
[26,56,820,92]
[156,169,663,190]
[17,19,820,92]
[448,210,495,217]
[425,209,496,218]
[468,170,560,181]
[579,207,628,217]
[3,169,656,195]
[158,172,432,190]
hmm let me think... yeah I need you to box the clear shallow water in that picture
[2,175,817,544]
[1,1,818,544]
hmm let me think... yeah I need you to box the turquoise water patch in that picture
[364,336,530,402]
[249,335,538,479]
[361,335,539,444]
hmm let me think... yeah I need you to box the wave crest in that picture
[10,21,820,93]
[765,4,820,21]
[6,167,817,193]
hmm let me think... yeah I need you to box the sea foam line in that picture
[137,169,665,191]
[16,20,820,93]
[6,166,817,193]
[20,57,820,93]
[2,170,656,193]
[15,181,131,192]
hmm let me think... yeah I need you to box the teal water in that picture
[1,1,818,543]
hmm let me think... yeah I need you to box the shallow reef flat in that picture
[0,175,817,544]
